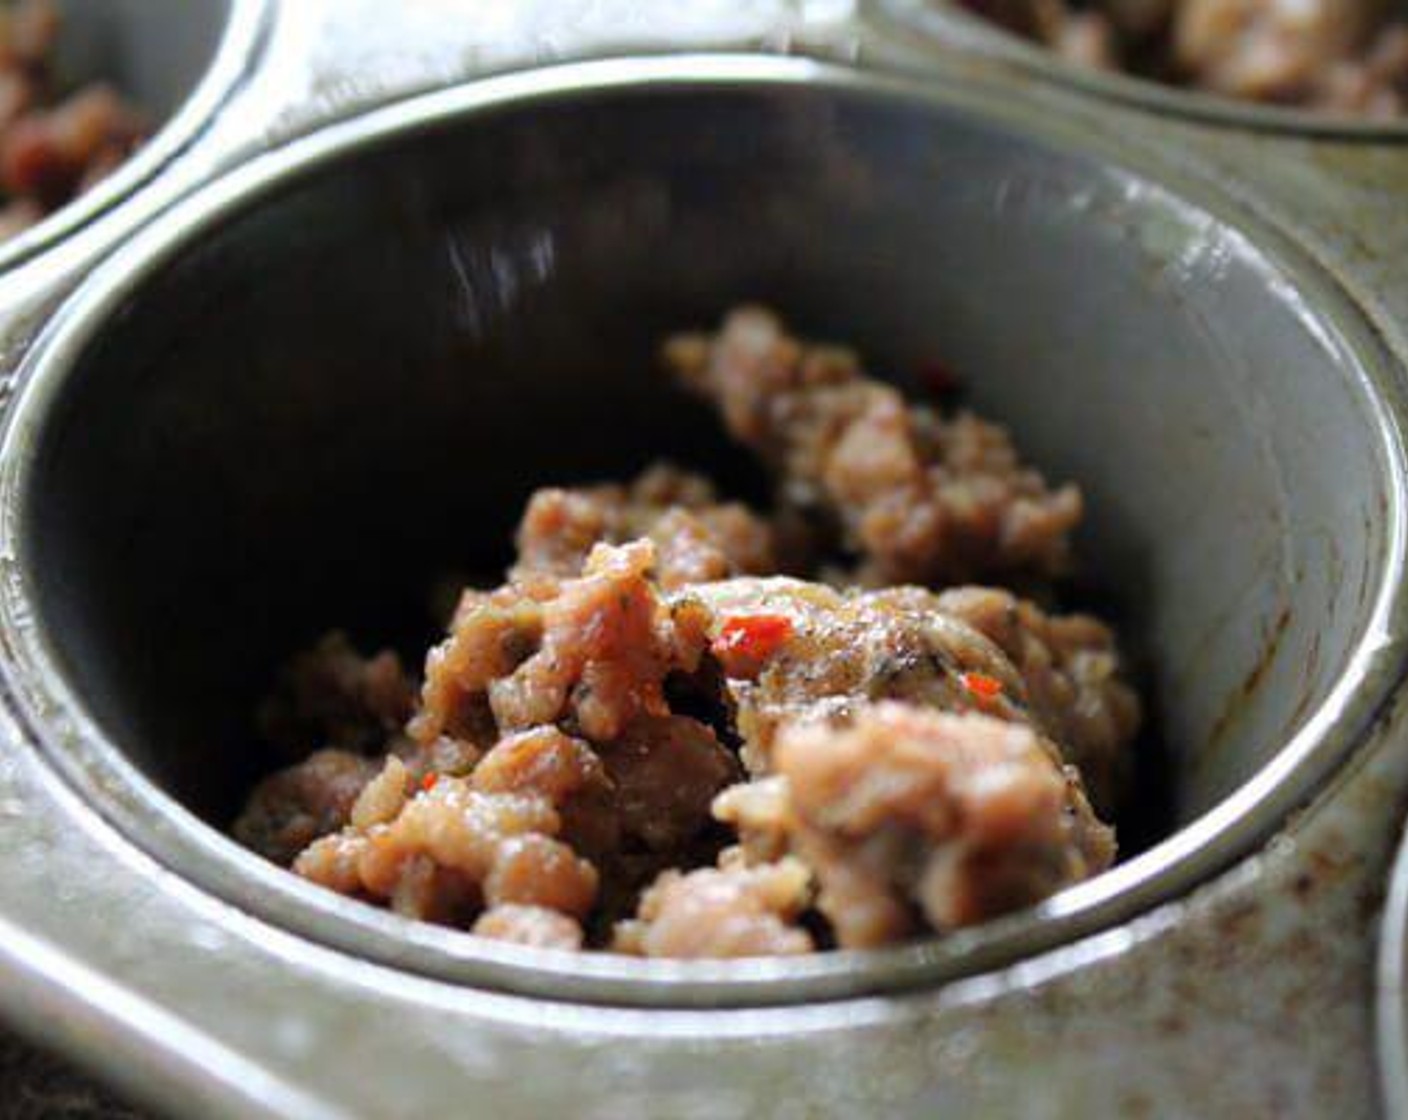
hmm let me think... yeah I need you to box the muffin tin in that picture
[2,2,1408,1116]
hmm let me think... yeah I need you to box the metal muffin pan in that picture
[0,0,268,276]
[4,52,1407,1014]
[0,3,1404,1116]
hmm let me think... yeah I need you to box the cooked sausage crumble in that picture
[0,0,146,241]
[963,0,1408,116]
[234,307,1144,958]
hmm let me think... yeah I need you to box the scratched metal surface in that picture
[0,2,1405,1117]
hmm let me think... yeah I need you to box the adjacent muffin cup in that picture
[874,0,1408,136]
[0,0,269,274]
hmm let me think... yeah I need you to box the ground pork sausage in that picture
[664,306,1083,586]
[963,0,1408,115]
[717,702,1115,947]
[0,1,146,232]
[235,308,1142,956]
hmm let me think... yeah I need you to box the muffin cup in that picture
[873,0,1408,136]
[0,0,269,274]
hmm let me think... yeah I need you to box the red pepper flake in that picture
[420,772,440,792]
[960,671,1004,702]
[712,614,794,679]
[916,358,962,398]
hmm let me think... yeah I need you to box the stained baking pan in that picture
[0,4,1399,1116]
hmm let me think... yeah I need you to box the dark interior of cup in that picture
[15,78,1397,872]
